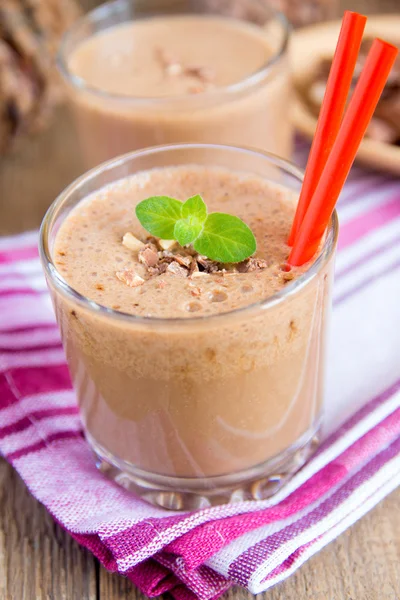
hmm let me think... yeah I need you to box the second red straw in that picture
[288,39,398,266]
[288,11,366,246]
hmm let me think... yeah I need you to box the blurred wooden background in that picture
[0,0,397,235]
[1,0,399,598]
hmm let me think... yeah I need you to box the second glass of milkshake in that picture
[58,0,292,169]
[40,144,338,509]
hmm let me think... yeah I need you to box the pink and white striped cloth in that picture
[1,148,400,599]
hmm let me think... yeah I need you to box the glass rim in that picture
[39,143,339,327]
[57,0,290,106]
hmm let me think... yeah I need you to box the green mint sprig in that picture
[135,194,256,263]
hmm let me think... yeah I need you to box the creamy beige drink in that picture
[41,145,336,507]
[60,2,292,169]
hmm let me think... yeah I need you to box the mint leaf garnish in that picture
[135,194,256,263]
[174,195,207,246]
[193,213,256,263]
[135,196,182,239]
[182,194,207,222]
[174,219,203,246]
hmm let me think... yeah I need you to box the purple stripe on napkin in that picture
[1,153,399,599]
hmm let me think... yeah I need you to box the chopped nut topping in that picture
[166,261,189,278]
[122,234,271,282]
[156,48,185,78]
[171,254,192,268]
[116,270,145,288]
[158,239,178,251]
[155,47,215,88]
[157,250,192,269]
[155,47,178,68]
[138,244,159,268]
[185,65,215,82]
[191,271,207,278]
[166,62,183,77]
[281,271,295,282]
[237,258,269,273]
[122,232,145,252]
[190,286,202,297]
[188,85,205,94]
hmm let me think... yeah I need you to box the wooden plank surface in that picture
[1,0,400,597]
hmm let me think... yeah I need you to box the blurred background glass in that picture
[0,0,397,234]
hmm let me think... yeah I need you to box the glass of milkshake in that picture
[39,144,338,509]
[58,0,292,169]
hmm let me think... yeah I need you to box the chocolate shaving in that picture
[121,232,271,282]
[188,257,199,278]
[154,46,215,90]
[196,255,220,273]
[185,65,215,83]
[138,244,159,268]
[164,252,192,268]
[148,262,168,277]
[236,258,269,273]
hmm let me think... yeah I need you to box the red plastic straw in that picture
[288,11,367,246]
[289,39,398,267]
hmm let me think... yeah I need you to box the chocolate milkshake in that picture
[41,145,337,508]
[59,0,292,169]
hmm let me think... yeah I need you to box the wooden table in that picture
[1,0,400,596]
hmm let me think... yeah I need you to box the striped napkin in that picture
[1,148,400,599]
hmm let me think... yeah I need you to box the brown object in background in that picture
[303,37,400,146]
[0,0,81,155]
[199,0,339,28]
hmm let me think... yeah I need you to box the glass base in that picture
[88,425,320,510]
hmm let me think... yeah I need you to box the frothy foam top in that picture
[53,165,304,318]
[67,16,273,98]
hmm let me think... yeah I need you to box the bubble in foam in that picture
[186,302,202,313]
[208,290,228,303]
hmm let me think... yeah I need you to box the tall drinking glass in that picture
[58,0,292,169]
[40,144,338,509]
